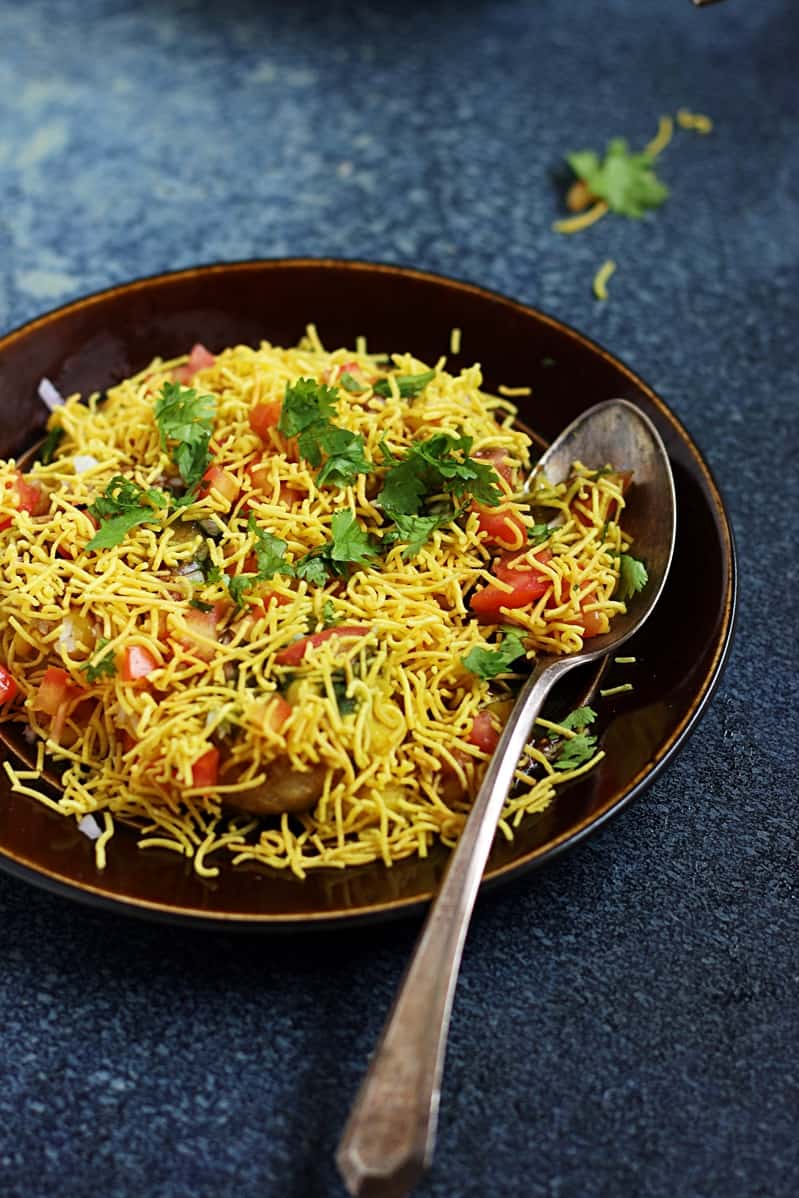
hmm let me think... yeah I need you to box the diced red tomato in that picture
[472,504,528,551]
[467,710,501,754]
[34,666,82,716]
[470,549,553,618]
[200,464,240,507]
[172,343,216,384]
[253,694,293,736]
[175,603,223,661]
[191,746,219,791]
[0,471,49,530]
[274,625,369,666]
[260,590,294,613]
[0,664,18,704]
[567,607,607,639]
[473,448,517,488]
[249,400,283,440]
[119,645,159,682]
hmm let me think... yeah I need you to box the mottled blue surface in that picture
[1,2,797,1196]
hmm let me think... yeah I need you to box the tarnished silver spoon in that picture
[336,398,677,1198]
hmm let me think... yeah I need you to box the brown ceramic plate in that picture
[0,259,736,928]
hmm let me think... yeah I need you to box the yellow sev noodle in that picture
[0,334,634,878]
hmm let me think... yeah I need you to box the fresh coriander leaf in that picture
[248,515,294,579]
[378,433,502,516]
[295,554,331,587]
[339,372,366,394]
[86,475,168,550]
[566,138,669,219]
[558,705,597,732]
[528,523,551,546]
[203,562,223,584]
[615,553,648,602]
[278,378,338,437]
[553,731,598,771]
[228,574,258,606]
[378,439,400,466]
[313,427,371,487]
[329,510,379,567]
[373,369,436,398]
[322,600,341,627]
[378,456,429,515]
[331,671,358,715]
[82,638,117,683]
[189,598,214,613]
[383,511,452,559]
[39,426,65,465]
[461,629,527,680]
[154,381,216,489]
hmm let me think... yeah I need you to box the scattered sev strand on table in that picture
[592,259,617,301]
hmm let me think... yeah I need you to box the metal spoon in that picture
[336,398,677,1198]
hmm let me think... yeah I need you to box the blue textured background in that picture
[1,2,797,1196]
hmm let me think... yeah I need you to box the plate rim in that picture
[0,256,738,929]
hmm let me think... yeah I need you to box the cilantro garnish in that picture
[189,598,214,613]
[339,372,367,395]
[296,511,378,585]
[379,433,502,517]
[278,378,371,487]
[86,476,168,550]
[528,523,551,546]
[615,553,649,602]
[82,638,117,683]
[558,705,597,732]
[322,600,341,627]
[331,671,358,715]
[39,426,65,465]
[154,381,216,490]
[227,516,294,607]
[383,511,454,560]
[566,139,669,219]
[373,369,436,399]
[553,731,598,771]
[462,629,527,680]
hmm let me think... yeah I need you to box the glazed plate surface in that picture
[0,260,736,927]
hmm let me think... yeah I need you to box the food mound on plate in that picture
[0,331,646,878]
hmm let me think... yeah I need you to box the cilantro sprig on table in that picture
[86,476,169,550]
[278,378,371,487]
[566,138,669,219]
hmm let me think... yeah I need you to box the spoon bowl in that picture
[337,398,677,1198]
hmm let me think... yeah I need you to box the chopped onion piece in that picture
[73,454,99,475]
[78,813,102,840]
[178,561,205,583]
[38,377,65,411]
[58,618,78,652]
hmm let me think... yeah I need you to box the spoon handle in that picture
[336,657,571,1197]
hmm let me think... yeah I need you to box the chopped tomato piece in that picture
[467,710,501,754]
[174,603,223,661]
[200,464,240,507]
[172,343,216,384]
[249,401,283,440]
[472,504,528,551]
[568,607,608,639]
[0,664,18,704]
[274,625,369,666]
[473,448,517,488]
[253,694,293,735]
[120,645,159,682]
[260,590,293,613]
[470,550,553,618]
[191,746,219,791]
[34,666,85,736]
[0,471,49,530]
